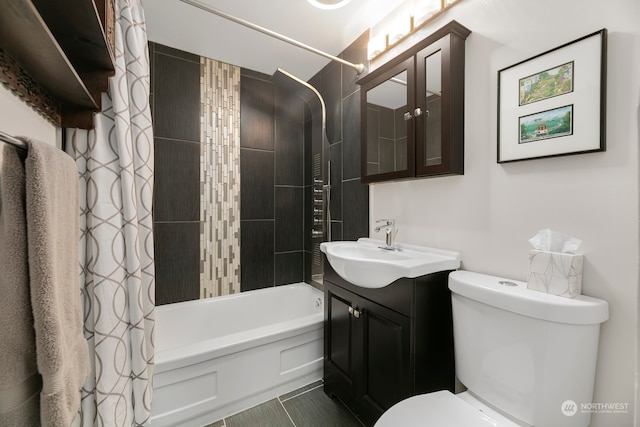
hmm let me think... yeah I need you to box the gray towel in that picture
[24,138,89,426]
[0,144,41,426]
[0,139,89,426]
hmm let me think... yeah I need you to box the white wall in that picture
[0,85,58,146]
[369,0,639,426]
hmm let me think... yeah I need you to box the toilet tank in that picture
[449,270,608,427]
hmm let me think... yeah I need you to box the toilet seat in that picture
[374,390,521,427]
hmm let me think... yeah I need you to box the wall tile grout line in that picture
[342,176,360,183]
[154,135,202,144]
[241,146,276,154]
[153,220,200,224]
[275,184,306,188]
[154,50,201,65]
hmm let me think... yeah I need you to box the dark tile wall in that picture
[150,42,202,305]
[240,69,309,292]
[154,137,200,221]
[154,222,200,303]
[240,219,274,291]
[240,71,275,151]
[150,35,369,302]
[151,43,311,302]
[308,31,370,245]
[240,148,274,220]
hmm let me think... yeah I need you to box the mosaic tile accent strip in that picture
[200,57,241,298]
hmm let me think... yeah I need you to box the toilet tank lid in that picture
[448,270,609,325]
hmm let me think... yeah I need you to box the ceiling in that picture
[144,0,407,81]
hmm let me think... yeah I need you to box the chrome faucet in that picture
[374,219,398,250]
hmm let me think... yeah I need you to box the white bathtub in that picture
[151,283,324,427]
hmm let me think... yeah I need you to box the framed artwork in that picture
[497,29,607,163]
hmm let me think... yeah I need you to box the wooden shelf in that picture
[32,0,115,75]
[0,0,115,129]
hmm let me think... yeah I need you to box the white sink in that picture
[320,238,461,288]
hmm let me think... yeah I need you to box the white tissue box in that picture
[527,250,584,298]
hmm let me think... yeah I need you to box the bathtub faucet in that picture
[375,219,398,250]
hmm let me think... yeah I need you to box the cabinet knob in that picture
[414,108,422,117]
[403,111,413,121]
[348,306,361,318]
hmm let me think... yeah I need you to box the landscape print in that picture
[519,62,573,106]
[519,105,573,144]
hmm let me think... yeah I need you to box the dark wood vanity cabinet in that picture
[323,261,455,426]
[358,21,471,183]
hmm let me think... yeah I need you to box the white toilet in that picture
[375,270,609,427]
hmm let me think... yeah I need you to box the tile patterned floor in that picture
[205,380,364,427]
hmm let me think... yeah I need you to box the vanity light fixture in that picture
[367,34,387,60]
[368,0,463,60]
[387,15,413,45]
[307,0,353,9]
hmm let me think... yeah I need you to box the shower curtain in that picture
[65,0,155,425]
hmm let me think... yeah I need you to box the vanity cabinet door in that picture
[360,57,416,184]
[324,284,360,411]
[324,279,412,426]
[358,299,411,426]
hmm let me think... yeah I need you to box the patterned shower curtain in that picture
[65,0,155,425]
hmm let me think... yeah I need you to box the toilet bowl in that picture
[375,390,521,426]
[374,270,609,427]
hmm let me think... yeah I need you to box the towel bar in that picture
[0,130,27,150]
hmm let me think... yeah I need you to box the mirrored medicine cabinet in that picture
[357,21,471,183]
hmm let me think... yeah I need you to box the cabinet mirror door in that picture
[423,50,442,168]
[361,57,415,183]
[416,33,465,176]
[416,36,450,175]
